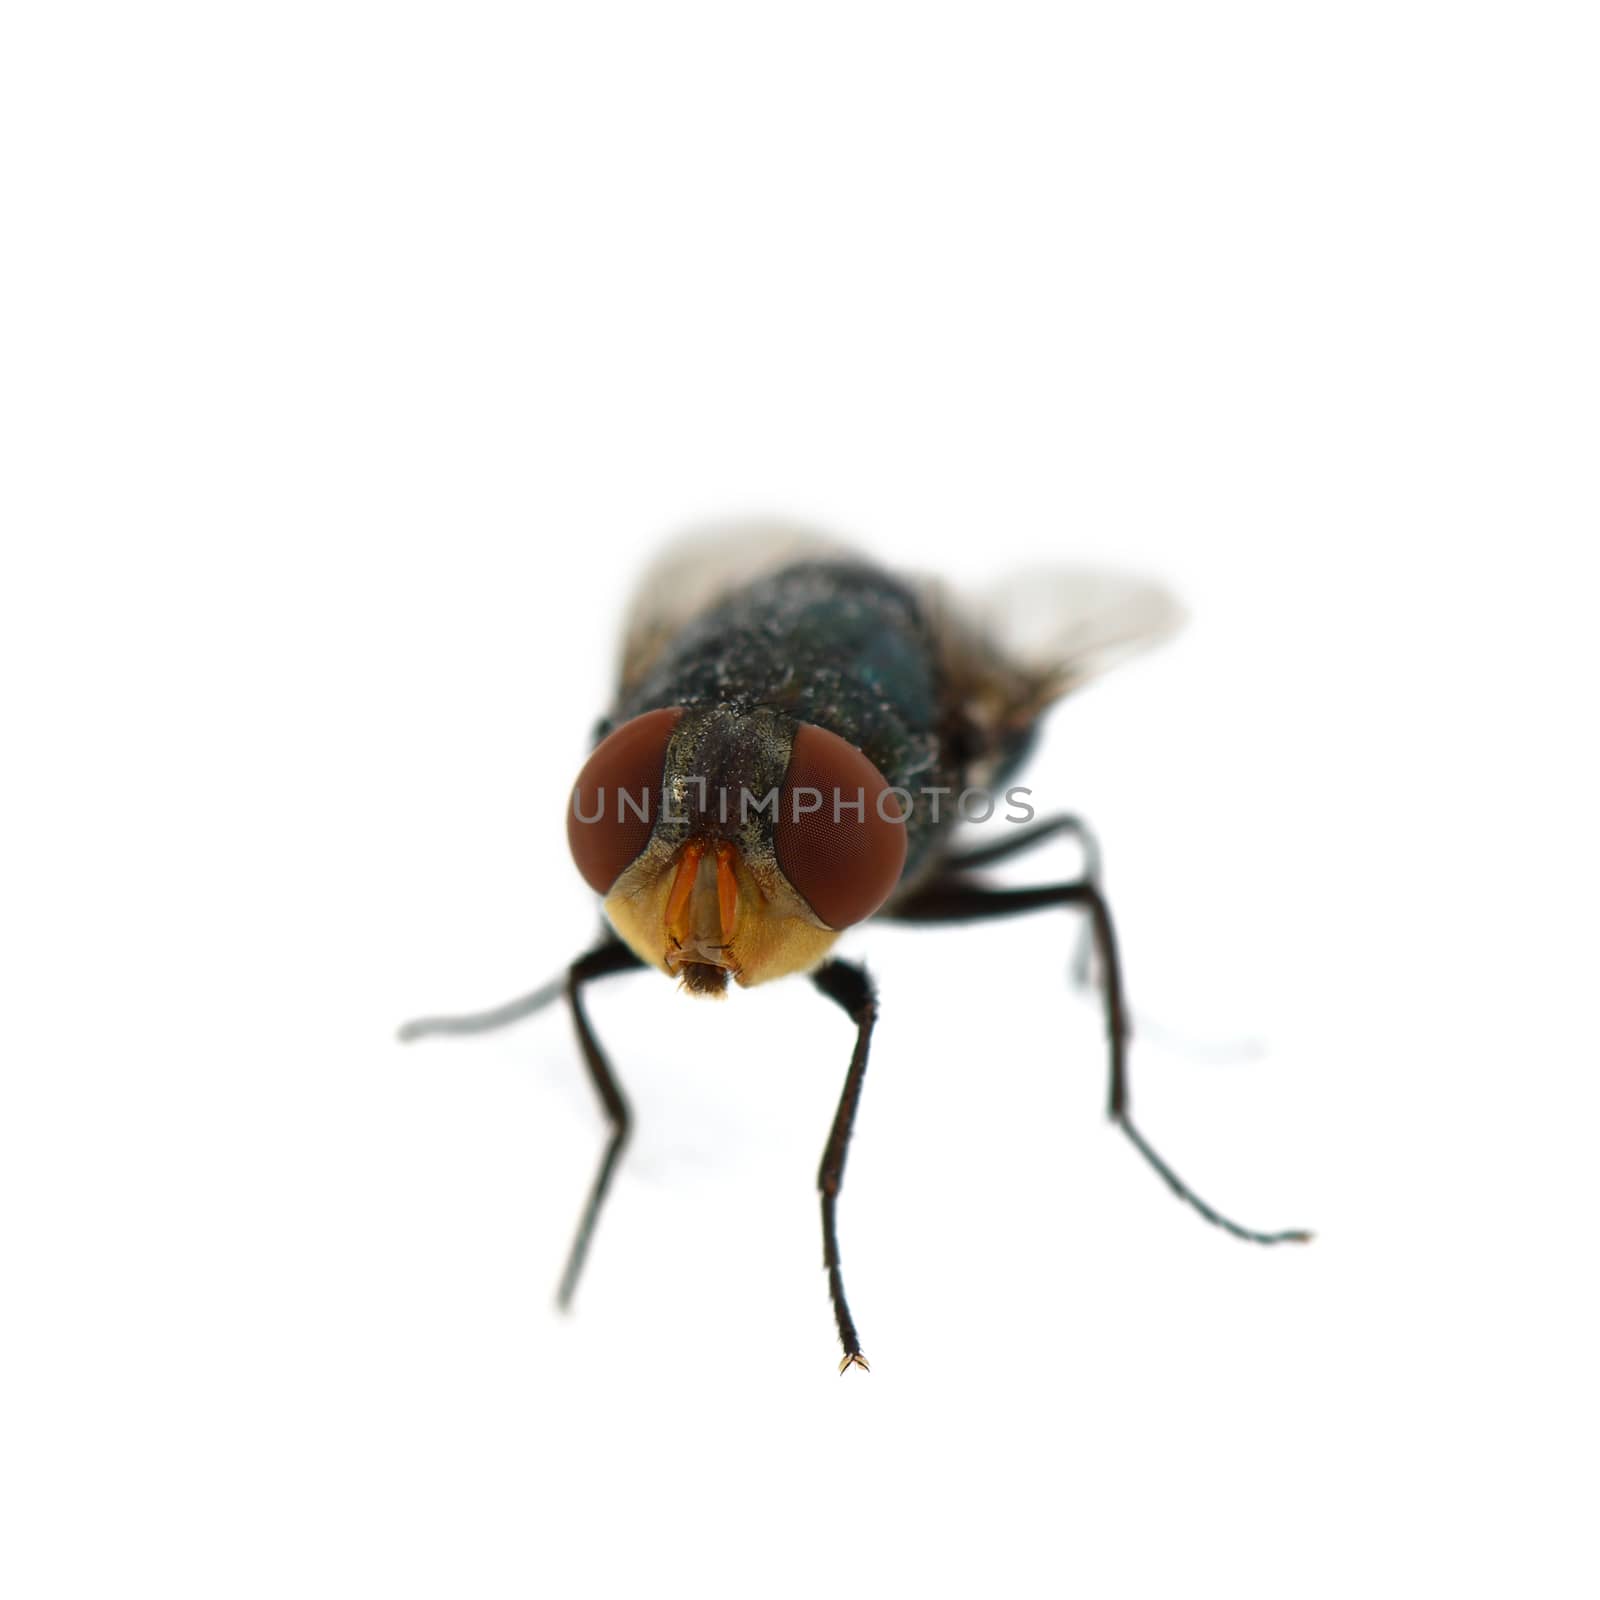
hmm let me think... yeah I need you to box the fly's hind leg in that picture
[398,976,568,1042]
[935,817,1259,1058]
[887,876,1310,1248]
[940,813,1102,987]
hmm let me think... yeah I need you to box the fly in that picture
[399,523,1310,1371]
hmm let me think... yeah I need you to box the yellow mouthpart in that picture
[604,839,840,990]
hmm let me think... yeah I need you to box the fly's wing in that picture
[618,526,1181,779]
[972,565,1186,700]
[925,566,1186,787]
[617,519,857,693]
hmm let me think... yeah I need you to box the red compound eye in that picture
[567,708,682,895]
[775,723,908,929]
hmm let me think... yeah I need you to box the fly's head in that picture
[567,705,907,994]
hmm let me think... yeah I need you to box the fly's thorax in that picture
[608,558,958,881]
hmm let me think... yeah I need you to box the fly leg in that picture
[397,976,568,1042]
[811,958,879,1374]
[398,937,647,1305]
[933,818,1256,1057]
[887,878,1311,1247]
[556,939,647,1307]
[940,813,1102,986]
[941,812,1101,876]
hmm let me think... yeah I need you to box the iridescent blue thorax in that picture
[605,560,964,884]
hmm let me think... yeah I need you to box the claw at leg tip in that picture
[838,1352,870,1375]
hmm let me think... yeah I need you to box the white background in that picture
[4,4,1597,1597]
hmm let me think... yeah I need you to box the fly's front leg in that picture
[811,958,879,1374]
[396,937,647,1305]
[557,939,648,1308]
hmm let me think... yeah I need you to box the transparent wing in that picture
[969,566,1186,698]
[924,565,1186,787]
[618,525,1183,773]
[618,519,857,693]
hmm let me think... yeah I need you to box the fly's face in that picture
[567,705,907,993]
[605,829,840,997]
